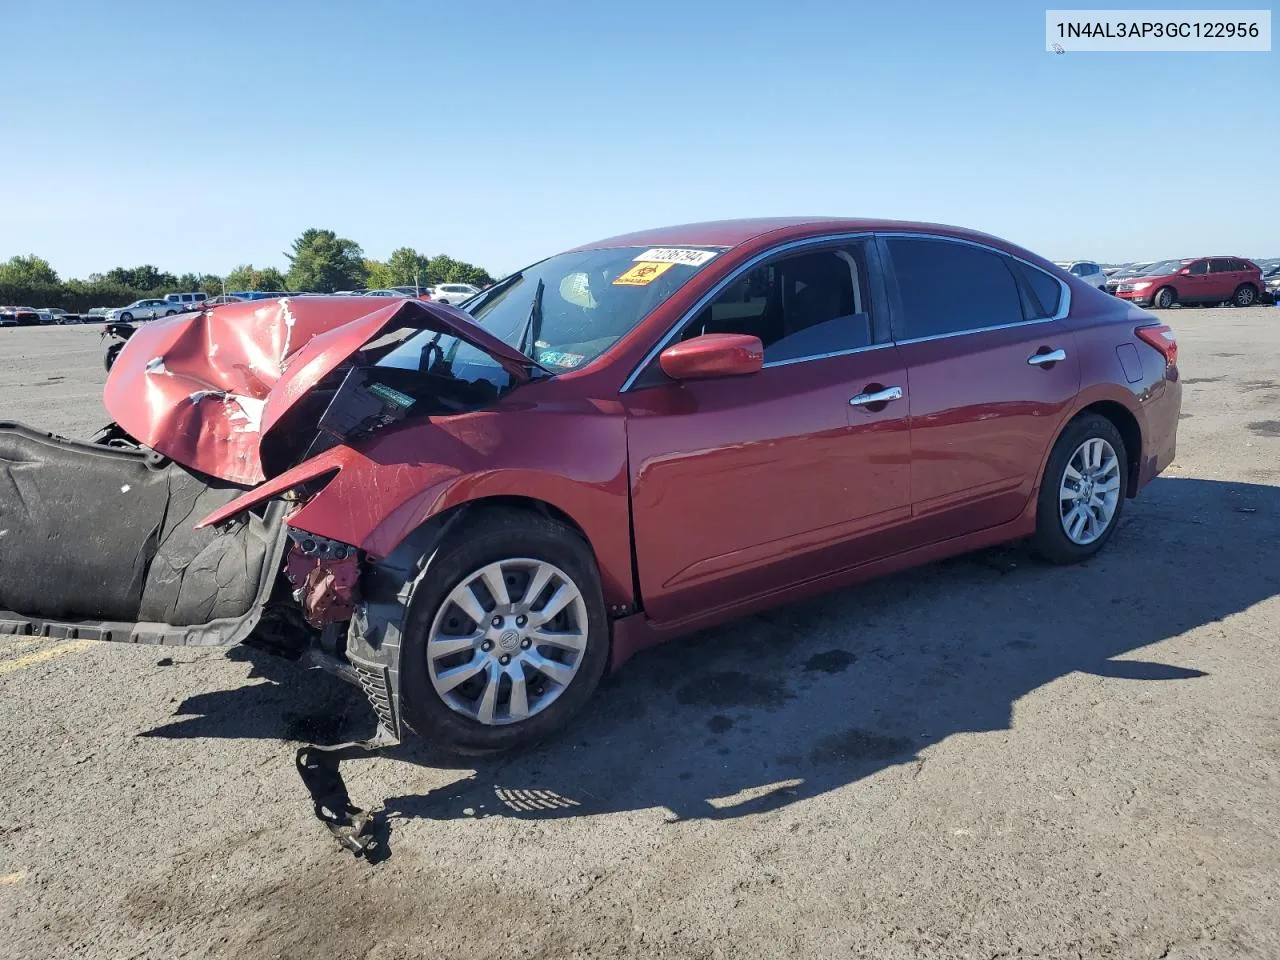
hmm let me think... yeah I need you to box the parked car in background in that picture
[107,299,181,322]
[1055,261,1107,291]
[1263,264,1280,304]
[164,292,209,312]
[41,312,85,327]
[430,282,481,304]
[391,285,433,300]
[0,217,1182,758]
[1105,262,1158,294]
[227,291,293,301]
[204,295,246,307]
[0,306,42,326]
[0,310,18,327]
[1115,257,1264,309]
[364,289,412,298]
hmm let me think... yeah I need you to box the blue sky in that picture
[0,0,1275,278]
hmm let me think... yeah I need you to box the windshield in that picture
[1139,260,1182,276]
[375,245,721,386]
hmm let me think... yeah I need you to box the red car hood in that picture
[103,296,533,485]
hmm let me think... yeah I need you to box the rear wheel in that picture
[1233,284,1257,307]
[399,508,610,755]
[1153,287,1175,309]
[165,309,177,316]
[1032,414,1128,565]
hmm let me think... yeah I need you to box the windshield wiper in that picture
[515,278,555,377]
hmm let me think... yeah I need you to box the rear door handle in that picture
[849,386,903,406]
[1027,348,1067,366]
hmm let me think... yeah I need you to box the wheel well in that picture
[1076,401,1142,496]
[440,495,592,547]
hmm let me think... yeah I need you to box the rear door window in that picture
[884,238,1027,340]
[1209,258,1233,273]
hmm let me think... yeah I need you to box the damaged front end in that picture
[2,295,545,855]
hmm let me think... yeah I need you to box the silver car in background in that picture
[430,282,481,304]
[106,299,180,322]
[1055,261,1108,291]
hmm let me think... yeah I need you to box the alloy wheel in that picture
[426,558,589,725]
[1236,286,1255,307]
[1059,437,1122,545]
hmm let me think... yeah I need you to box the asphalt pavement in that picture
[1,308,1278,959]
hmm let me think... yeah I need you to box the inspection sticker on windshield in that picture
[614,262,675,286]
[633,248,718,267]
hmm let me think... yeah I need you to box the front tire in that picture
[1153,287,1175,309]
[1233,284,1257,307]
[399,508,610,755]
[1032,414,1128,565]
[119,312,133,322]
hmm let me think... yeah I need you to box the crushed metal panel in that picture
[103,297,534,485]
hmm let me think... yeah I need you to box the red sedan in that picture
[0,218,1181,755]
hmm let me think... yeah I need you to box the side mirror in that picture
[1179,268,1191,275]
[659,333,764,381]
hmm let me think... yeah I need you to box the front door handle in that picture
[1027,348,1067,366]
[849,386,903,406]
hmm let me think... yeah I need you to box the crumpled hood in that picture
[104,296,533,485]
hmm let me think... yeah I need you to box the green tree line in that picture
[0,228,495,313]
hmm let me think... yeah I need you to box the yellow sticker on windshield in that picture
[613,261,674,286]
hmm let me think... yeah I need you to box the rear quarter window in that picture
[1018,263,1064,319]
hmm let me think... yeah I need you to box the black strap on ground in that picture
[295,727,399,859]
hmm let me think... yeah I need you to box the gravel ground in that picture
[1,309,1278,960]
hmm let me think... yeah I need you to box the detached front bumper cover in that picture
[0,422,289,646]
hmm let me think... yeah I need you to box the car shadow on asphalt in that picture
[141,476,1280,851]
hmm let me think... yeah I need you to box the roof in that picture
[567,217,1009,253]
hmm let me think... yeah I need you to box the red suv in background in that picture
[1115,257,1264,309]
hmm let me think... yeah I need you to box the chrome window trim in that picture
[619,232,876,393]
[892,315,1055,347]
[877,231,1072,333]
[762,340,896,369]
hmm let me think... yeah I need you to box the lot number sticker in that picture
[632,248,718,267]
[614,262,675,286]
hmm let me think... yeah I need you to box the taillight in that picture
[1135,324,1178,368]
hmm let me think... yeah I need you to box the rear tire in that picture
[1233,284,1257,307]
[399,508,610,755]
[1153,287,1175,309]
[1032,414,1128,565]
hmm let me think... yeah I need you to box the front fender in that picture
[200,408,636,610]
